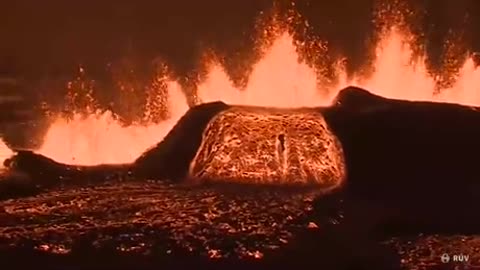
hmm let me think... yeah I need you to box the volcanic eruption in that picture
[0,3,478,169]
[1,1,480,269]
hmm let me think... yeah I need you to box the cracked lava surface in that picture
[0,181,480,269]
[190,106,345,187]
[0,180,318,259]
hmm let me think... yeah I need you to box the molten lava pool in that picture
[189,106,345,187]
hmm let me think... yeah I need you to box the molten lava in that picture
[189,106,345,187]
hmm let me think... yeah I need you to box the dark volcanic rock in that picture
[133,101,230,181]
[0,151,131,199]
[321,86,480,234]
[331,85,389,112]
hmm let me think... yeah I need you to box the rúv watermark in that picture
[440,253,470,264]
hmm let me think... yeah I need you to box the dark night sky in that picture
[1,0,479,82]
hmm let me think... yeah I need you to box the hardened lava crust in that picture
[0,180,479,269]
[0,181,317,259]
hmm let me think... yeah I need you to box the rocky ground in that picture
[0,179,478,270]
[387,236,480,269]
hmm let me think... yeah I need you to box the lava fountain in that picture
[35,81,189,165]
[1,8,480,170]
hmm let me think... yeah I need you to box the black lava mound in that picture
[133,101,230,180]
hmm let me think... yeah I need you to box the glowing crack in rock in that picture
[189,106,346,187]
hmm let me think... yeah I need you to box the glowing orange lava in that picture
[189,106,345,187]
[1,8,480,167]
[0,140,14,171]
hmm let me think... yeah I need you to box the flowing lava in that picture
[189,106,345,186]
[0,5,479,169]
